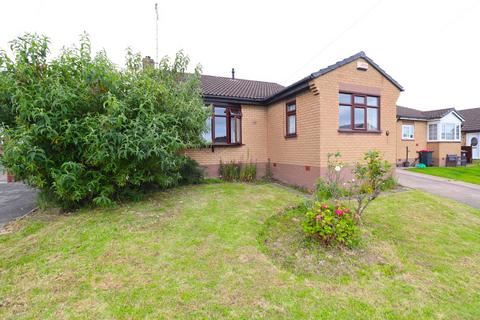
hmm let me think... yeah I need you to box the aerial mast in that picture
[155,3,159,67]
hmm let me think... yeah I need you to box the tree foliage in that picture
[0,33,208,208]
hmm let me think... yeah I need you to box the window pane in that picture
[354,96,365,104]
[339,93,351,105]
[236,117,241,143]
[455,125,460,140]
[287,115,296,134]
[444,124,455,140]
[230,116,241,144]
[214,116,227,143]
[402,125,414,139]
[214,107,227,115]
[202,117,212,143]
[287,103,296,112]
[354,107,365,129]
[367,108,379,131]
[230,117,236,143]
[367,96,379,107]
[429,124,437,140]
[339,105,351,129]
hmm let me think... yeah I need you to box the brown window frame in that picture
[208,104,242,146]
[285,100,297,138]
[338,92,380,132]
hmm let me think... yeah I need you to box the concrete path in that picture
[396,169,480,209]
[0,183,38,229]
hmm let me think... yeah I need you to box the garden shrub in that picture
[348,150,393,221]
[302,201,358,247]
[219,161,241,181]
[380,175,397,191]
[179,157,204,185]
[239,162,257,182]
[314,152,347,201]
[219,161,257,182]
[0,33,209,209]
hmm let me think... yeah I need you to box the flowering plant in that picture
[302,201,358,247]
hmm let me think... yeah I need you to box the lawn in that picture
[1,183,480,319]
[409,164,480,185]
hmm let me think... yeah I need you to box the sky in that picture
[1,0,479,110]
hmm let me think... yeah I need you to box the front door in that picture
[467,133,480,159]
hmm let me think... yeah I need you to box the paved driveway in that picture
[396,169,480,209]
[0,183,38,229]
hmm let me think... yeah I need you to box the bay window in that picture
[428,124,437,141]
[338,92,380,131]
[203,105,242,145]
[428,122,461,141]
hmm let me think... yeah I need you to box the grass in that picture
[1,183,480,319]
[409,164,480,185]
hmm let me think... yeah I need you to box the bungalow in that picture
[186,52,404,187]
[396,106,464,166]
[458,108,480,160]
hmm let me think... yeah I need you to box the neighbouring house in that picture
[185,51,404,188]
[458,107,480,160]
[396,106,464,167]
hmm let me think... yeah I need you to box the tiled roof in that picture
[397,106,460,120]
[422,108,456,119]
[201,51,404,103]
[201,75,284,100]
[396,106,428,119]
[458,107,480,132]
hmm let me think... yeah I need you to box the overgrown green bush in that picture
[179,157,204,185]
[0,33,208,209]
[303,201,358,247]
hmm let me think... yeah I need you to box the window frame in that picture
[285,100,297,138]
[206,104,242,146]
[427,122,461,142]
[428,123,438,141]
[338,92,380,132]
[401,124,415,140]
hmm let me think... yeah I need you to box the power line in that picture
[283,0,383,84]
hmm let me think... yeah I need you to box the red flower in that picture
[321,204,329,209]
[334,209,344,216]
[315,215,323,221]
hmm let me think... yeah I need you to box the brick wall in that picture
[427,142,462,167]
[315,58,401,169]
[396,120,427,165]
[266,89,321,165]
[186,105,268,176]
[188,57,401,187]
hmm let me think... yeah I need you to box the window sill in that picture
[209,143,244,147]
[338,129,382,134]
[402,138,415,141]
[285,134,297,139]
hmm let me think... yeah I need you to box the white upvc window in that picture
[428,123,461,141]
[402,125,415,140]
[428,123,438,141]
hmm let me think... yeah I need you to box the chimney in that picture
[231,68,235,80]
[142,56,155,69]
